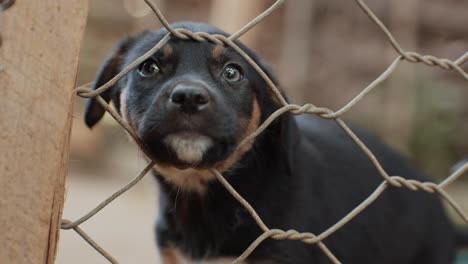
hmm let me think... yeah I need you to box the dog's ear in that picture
[84,36,138,128]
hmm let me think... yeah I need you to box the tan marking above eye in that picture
[162,44,174,60]
[211,45,227,63]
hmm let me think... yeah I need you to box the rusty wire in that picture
[61,0,468,263]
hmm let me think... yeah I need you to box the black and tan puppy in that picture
[85,22,462,263]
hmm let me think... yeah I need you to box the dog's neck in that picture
[154,114,299,260]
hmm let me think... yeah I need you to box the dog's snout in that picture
[169,84,210,113]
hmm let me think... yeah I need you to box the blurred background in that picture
[57,0,468,263]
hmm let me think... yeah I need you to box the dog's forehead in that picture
[127,22,229,62]
[166,38,216,58]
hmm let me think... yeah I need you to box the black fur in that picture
[84,35,136,127]
[85,22,460,263]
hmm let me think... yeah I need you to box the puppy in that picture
[84,22,461,263]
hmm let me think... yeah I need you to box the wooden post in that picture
[0,1,88,263]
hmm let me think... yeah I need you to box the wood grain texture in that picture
[0,1,88,263]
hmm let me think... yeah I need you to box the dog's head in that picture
[85,22,286,191]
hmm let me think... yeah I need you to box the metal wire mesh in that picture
[61,0,468,263]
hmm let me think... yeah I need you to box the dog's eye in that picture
[138,59,160,77]
[222,64,243,82]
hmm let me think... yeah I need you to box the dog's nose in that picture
[169,84,210,113]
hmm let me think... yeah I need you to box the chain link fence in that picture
[61,0,468,263]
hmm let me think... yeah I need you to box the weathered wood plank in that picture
[0,1,88,263]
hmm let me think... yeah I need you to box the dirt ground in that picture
[56,140,162,264]
[56,174,161,263]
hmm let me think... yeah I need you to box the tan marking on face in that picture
[161,247,179,264]
[120,85,136,131]
[154,97,261,194]
[160,246,241,264]
[154,165,213,194]
[211,45,226,63]
[162,44,174,60]
[214,97,261,172]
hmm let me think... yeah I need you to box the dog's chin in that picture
[163,132,214,168]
